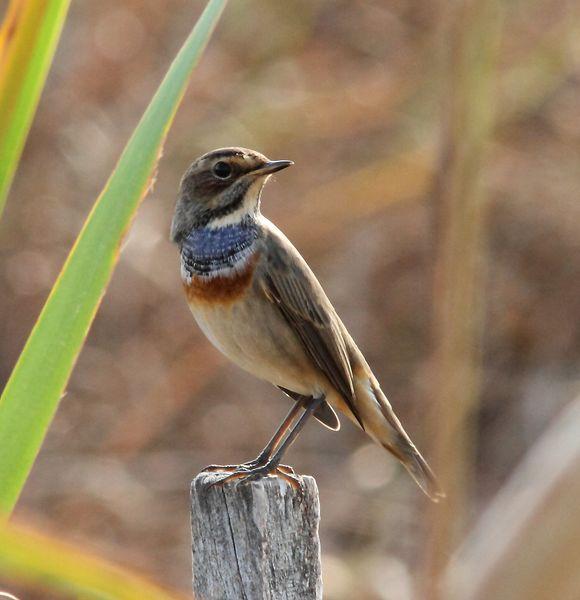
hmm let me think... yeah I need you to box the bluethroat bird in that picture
[171,147,443,501]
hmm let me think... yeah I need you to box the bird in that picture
[171,147,443,501]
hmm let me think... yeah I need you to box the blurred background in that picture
[1,0,579,598]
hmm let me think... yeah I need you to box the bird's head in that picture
[171,147,293,243]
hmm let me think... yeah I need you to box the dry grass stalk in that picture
[422,1,502,596]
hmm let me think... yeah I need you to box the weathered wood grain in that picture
[190,471,322,600]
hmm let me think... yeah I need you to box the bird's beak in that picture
[252,160,294,176]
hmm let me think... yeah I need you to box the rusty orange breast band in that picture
[184,253,259,305]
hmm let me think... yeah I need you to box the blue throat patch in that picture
[181,220,259,277]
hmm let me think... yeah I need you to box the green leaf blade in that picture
[0,520,189,600]
[0,0,72,216]
[0,0,228,515]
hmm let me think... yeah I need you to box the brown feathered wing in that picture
[259,239,364,429]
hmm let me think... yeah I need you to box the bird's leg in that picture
[202,397,307,474]
[208,395,324,489]
[259,395,324,474]
[247,395,310,470]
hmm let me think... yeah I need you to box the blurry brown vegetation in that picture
[1,0,580,598]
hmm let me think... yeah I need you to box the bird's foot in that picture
[202,460,295,475]
[206,462,300,490]
[202,463,245,474]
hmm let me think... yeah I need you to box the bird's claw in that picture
[202,464,242,473]
[206,463,301,491]
[202,462,295,475]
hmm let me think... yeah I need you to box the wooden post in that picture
[190,471,322,600]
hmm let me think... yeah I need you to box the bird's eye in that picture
[213,161,232,179]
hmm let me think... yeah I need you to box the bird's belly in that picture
[188,291,321,396]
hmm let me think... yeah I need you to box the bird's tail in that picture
[354,374,445,502]
[384,433,444,502]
